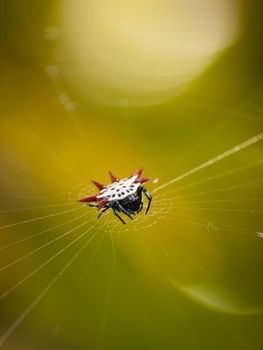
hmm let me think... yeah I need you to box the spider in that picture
[79,168,152,224]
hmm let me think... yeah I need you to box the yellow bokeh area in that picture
[58,0,240,106]
[0,1,263,349]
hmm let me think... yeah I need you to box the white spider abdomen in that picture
[97,176,140,202]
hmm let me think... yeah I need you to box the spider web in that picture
[0,130,263,349]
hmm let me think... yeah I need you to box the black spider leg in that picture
[136,187,143,214]
[137,202,143,213]
[88,202,126,224]
[87,203,98,208]
[111,204,126,224]
[115,202,134,220]
[142,187,152,214]
[97,205,110,219]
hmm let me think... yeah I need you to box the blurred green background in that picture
[0,0,263,349]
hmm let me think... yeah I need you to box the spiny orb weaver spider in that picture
[79,168,152,224]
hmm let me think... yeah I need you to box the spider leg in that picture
[87,203,98,208]
[142,187,152,214]
[136,188,143,214]
[112,206,126,224]
[97,205,110,219]
[115,202,134,220]
[137,203,143,214]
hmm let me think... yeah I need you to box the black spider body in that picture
[119,192,143,214]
